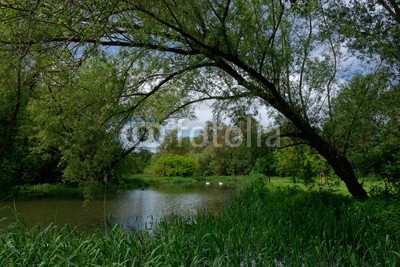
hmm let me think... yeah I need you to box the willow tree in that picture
[324,0,400,193]
[3,0,398,198]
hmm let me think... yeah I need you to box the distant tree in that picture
[252,154,277,177]
[274,146,302,181]
[274,145,330,183]
[159,129,193,155]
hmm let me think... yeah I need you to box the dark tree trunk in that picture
[326,154,368,200]
[296,118,368,200]
[0,64,22,162]
[0,93,21,158]
[295,117,368,200]
[261,91,369,200]
[302,127,368,199]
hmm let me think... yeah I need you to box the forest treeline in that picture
[137,110,399,191]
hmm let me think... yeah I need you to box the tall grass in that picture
[1,175,399,266]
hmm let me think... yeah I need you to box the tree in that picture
[26,53,190,184]
[3,0,399,198]
[159,129,193,155]
[329,74,400,193]
[0,38,58,189]
[122,149,153,175]
[323,0,400,193]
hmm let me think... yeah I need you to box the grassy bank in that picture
[9,183,83,199]
[1,175,399,266]
[120,174,244,188]
[7,174,387,201]
[6,175,236,199]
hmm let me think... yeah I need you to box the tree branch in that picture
[0,3,30,12]
[160,93,252,122]
[377,0,400,24]
[0,37,200,55]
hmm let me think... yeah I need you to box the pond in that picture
[0,183,235,230]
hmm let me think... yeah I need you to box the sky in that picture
[181,101,273,134]
[129,100,274,152]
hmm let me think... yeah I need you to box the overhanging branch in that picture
[160,93,252,122]
[0,38,200,55]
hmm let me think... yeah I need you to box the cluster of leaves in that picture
[274,145,332,184]
[21,55,129,186]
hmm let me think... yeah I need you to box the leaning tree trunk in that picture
[295,116,368,200]
[325,153,368,200]
[213,52,369,199]
[265,92,369,200]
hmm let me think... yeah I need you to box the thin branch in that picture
[320,4,337,123]
[260,0,284,74]
[298,14,313,121]
[160,93,252,122]
[0,3,30,12]
[101,62,218,129]
[342,82,372,155]
[274,132,304,139]
[0,38,199,55]
[387,0,400,19]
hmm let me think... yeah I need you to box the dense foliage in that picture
[148,153,199,177]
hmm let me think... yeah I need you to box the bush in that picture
[148,153,199,177]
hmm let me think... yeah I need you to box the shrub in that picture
[148,153,199,177]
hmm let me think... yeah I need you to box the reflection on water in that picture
[0,183,235,230]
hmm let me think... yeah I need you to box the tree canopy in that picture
[0,0,399,199]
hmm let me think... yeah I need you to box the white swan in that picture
[218,181,223,186]
[205,181,210,186]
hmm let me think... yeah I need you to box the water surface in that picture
[0,183,235,230]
